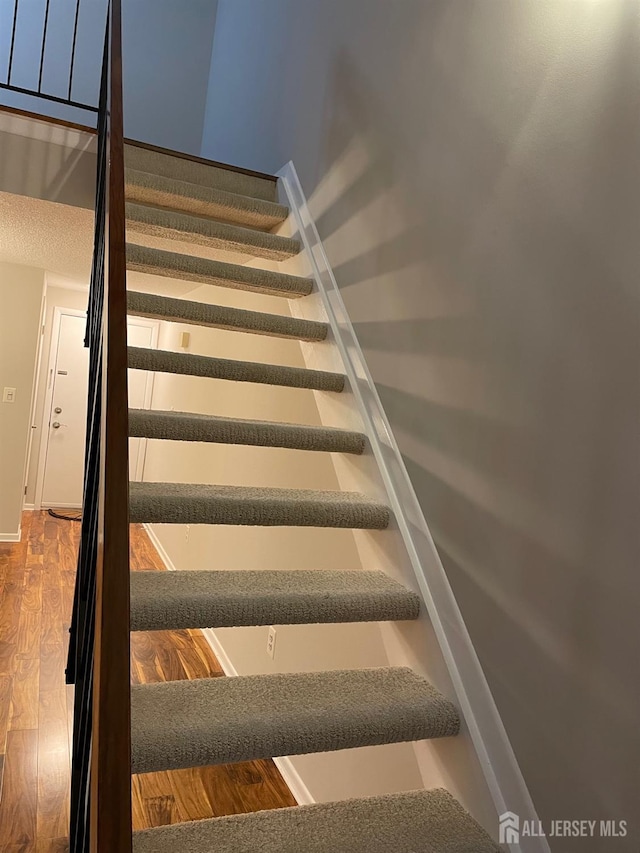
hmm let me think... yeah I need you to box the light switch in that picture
[2,387,16,403]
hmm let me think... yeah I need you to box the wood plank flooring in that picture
[0,511,296,851]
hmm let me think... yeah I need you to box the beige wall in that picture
[0,261,44,537]
[201,2,640,847]
[0,113,97,210]
[140,275,433,806]
[25,283,89,507]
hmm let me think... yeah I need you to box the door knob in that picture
[54,407,62,414]
[52,421,61,429]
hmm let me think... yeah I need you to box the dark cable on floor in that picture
[47,508,83,522]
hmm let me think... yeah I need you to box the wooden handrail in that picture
[66,1,131,851]
[90,0,131,849]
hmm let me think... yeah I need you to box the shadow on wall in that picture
[306,5,640,847]
[0,128,97,209]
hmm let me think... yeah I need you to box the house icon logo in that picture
[500,811,520,844]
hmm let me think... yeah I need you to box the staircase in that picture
[121,143,502,852]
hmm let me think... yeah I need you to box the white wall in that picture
[0,0,218,154]
[0,261,44,537]
[200,2,640,848]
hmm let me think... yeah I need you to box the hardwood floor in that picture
[0,511,296,850]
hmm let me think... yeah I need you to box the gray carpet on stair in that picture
[125,144,278,202]
[130,667,460,774]
[130,569,420,631]
[132,788,501,853]
[126,243,312,298]
[126,202,300,261]
[127,346,345,392]
[129,482,390,529]
[128,408,365,454]
[125,168,288,230]
[126,290,327,341]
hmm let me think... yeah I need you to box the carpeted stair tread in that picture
[125,168,288,230]
[126,244,312,298]
[130,667,460,774]
[130,569,420,631]
[129,482,390,529]
[132,788,501,853]
[128,409,365,454]
[127,346,345,392]
[125,144,278,202]
[126,291,327,341]
[126,203,300,261]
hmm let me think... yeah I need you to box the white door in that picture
[41,313,90,507]
[40,311,157,507]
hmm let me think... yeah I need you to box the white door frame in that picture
[34,306,87,509]
[34,308,159,508]
[22,285,47,510]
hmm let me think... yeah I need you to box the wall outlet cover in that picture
[266,626,277,659]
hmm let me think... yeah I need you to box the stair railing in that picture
[0,0,103,117]
[66,1,132,851]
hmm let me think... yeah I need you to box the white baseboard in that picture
[0,527,21,542]
[41,502,82,509]
[201,627,315,807]
[142,523,178,572]
[201,627,238,676]
[272,756,315,806]
[23,503,35,511]
[142,524,317,809]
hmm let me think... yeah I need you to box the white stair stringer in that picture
[276,160,548,853]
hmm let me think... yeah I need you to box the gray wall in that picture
[201,2,640,848]
[0,0,218,154]
[122,0,218,153]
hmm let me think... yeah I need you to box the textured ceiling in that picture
[0,191,262,297]
[0,191,94,283]
[0,192,221,296]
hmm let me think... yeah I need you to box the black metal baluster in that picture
[68,0,81,102]
[6,0,19,85]
[37,0,50,93]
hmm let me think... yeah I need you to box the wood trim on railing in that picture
[123,137,278,182]
[0,104,279,184]
[89,0,132,850]
[0,102,97,133]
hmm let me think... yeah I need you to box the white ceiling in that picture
[0,191,228,297]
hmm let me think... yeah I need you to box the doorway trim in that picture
[34,306,86,510]
[33,309,160,508]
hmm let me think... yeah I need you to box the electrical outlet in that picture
[266,626,277,659]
